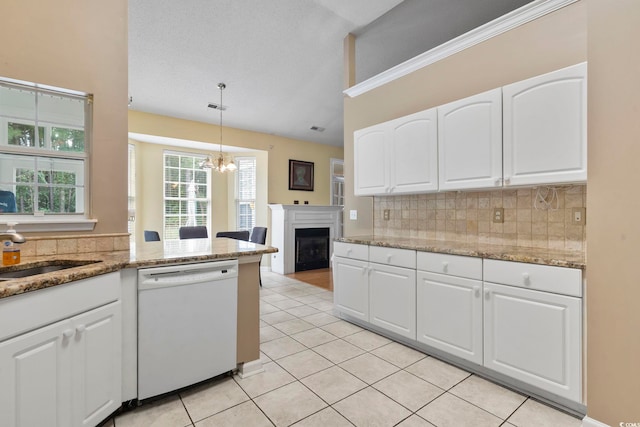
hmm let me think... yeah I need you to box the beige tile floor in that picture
[110,271,583,427]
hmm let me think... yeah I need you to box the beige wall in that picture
[344,2,587,237]
[586,0,640,423]
[129,111,343,207]
[0,0,128,235]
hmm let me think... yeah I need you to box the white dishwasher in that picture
[137,260,238,400]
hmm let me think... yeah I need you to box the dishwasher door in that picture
[137,260,238,400]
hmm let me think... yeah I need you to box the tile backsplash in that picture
[15,233,130,258]
[373,185,586,251]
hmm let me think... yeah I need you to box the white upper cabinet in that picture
[354,108,438,196]
[503,62,587,186]
[438,88,503,191]
[389,109,438,194]
[354,126,388,195]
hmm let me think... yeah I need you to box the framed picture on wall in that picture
[289,159,314,191]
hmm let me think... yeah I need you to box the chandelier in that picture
[201,83,237,172]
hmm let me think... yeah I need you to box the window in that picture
[0,78,90,219]
[330,158,344,206]
[163,151,210,240]
[128,144,136,240]
[236,157,256,231]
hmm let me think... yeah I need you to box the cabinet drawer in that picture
[483,259,582,297]
[369,246,416,269]
[333,242,368,261]
[417,252,482,280]
[0,272,120,342]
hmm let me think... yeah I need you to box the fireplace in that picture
[268,204,342,275]
[295,228,330,272]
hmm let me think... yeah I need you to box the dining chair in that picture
[215,230,250,240]
[249,227,268,286]
[143,230,161,242]
[179,226,208,239]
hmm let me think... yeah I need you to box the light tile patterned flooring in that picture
[110,271,582,427]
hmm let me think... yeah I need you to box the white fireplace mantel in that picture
[268,204,343,274]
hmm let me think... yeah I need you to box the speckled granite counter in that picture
[0,238,277,299]
[336,236,585,269]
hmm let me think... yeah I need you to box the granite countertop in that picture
[336,236,585,269]
[0,238,277,300]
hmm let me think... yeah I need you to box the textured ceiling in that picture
[128,0,532,148]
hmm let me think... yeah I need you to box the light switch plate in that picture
[349,210,358,220]
[383,209,390,221]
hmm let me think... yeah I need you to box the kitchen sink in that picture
[0,260,100,280]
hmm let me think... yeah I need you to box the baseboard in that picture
[236,359,264,379]
[582,416,610,427]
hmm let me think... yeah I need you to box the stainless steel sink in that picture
[0,260,100,280]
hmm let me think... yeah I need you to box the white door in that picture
[354,126,388,195]
[333,256,369,321]
[389,108,438,194]
[483,282,582,402]
[417,271,483,364]
[438,88,503,191]
[369,263,416,339]
[72,302,122,427]
[503,62,587,186]
[0,319,73,427]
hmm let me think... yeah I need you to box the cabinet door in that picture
[389,108,438,194]
[333,256,369,321]
[72,302,122,427]
[483,282,581,402]
[438,88,503,191]
[0,319,73,427]
[369,263,416,339]
[416,272,482,364]
[503,62,587,186]
[354,126,388,195]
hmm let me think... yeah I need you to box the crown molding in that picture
[344,0,579,98]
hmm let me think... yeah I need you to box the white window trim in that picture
[235,156,256,231]
[0,77,93,232]
[162,150,211,240]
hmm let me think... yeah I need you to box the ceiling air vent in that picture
[207,103,227,111]
[310,126,325,132]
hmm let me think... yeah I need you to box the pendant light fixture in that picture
[201,82,237,172]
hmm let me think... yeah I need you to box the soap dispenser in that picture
[2,222,20,266]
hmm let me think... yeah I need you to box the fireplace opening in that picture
[295,227,330,272]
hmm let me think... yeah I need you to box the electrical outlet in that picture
[349,210,358,220]
[493,207,504,223]
[383,209,390,221]
[572,207,586,225]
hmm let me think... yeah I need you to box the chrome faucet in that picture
[0,232,25,243]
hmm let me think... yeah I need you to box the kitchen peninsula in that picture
[0,236,277,427]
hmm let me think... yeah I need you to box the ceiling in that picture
[128,0,532,148]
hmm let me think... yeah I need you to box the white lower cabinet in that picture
[333,242,584,405]
[0,274,122,427]
[416,271,483,364]
[333,256,369,322]
[370,263,416,340]
[483,282,581,402]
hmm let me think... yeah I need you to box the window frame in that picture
[235,156,256,232]
[162,150,211,240]
[0,77,93,231]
